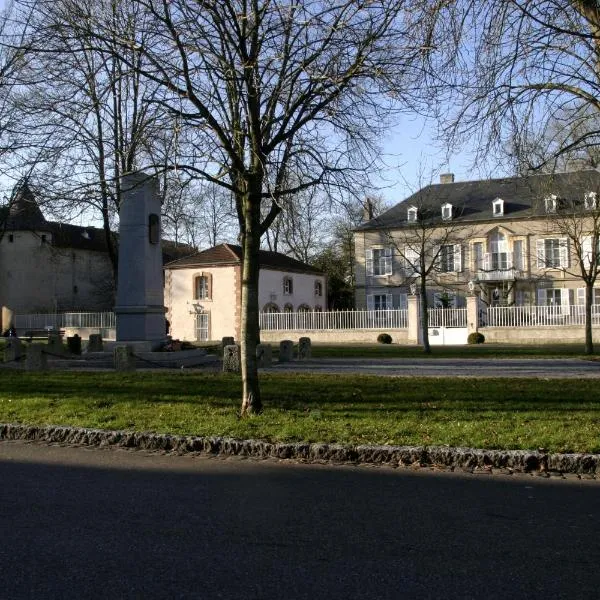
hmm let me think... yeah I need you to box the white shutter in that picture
[582,236,592,270]
[453,244,462,272]
[560,238,569,268]
[536,239,545,269]
[404,246,417,275]
[386,293,393,309]
[513,240,523,270]
[384,247,393,275]
[366,248,374,276]
[577,288,585,305]
[561,288,570,315]
[366,294,375,310]
[398,293,408,310]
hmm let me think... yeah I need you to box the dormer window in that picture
[407,206,418,222]
[545,195,557,213]
[492,198,504,217]
[441,203,453,220]
[584,192,597,210]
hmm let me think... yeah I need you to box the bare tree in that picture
[536,173,600,354]
[438,0,600,172]
[368,196,470,353]
[6,0,173,277]
[47,0,442,414]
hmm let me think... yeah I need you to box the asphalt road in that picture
[265,357,600,378]
[1,441,599,600]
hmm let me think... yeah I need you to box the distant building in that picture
[165,243,327,341]
[0,180,190,327]
[354,169,600,311]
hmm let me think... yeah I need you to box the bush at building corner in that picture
[467,332,485,344]
[377,333,393,344]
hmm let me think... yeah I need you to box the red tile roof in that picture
[165,243,323,274]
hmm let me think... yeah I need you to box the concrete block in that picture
[223,344,241,372]
[87,334,104,353]
[279,340,294,363]
[298,337,311,360]
[256,343,272,368]
[3,338,23,363]
[114,345,136,371]
[26,344,47,371]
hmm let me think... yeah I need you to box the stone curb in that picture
[1,423,599,477]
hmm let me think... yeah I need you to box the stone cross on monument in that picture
[114,172,166,350]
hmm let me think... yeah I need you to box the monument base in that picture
[114,305,166,350]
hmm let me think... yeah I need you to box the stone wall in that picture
[260,328,409,344]
[481,326,600,344]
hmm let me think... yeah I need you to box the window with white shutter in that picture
[537,238,566,269]
[367,247,393,276]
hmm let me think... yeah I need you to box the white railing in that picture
[426,308,467,328]
[260,309,408,331]
[14,312,116,330]
[486,304,600,327]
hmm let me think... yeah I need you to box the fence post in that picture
[407,295,419,344]
[467,295,478,334]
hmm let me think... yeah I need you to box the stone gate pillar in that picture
[467,294,479,334]
[1,306,13,334]
[407,294,419,344]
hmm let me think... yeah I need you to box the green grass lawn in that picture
[0,370,599,454]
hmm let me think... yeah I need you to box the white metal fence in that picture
[14,312,116,330]
[486,304,600,327]
[260,309,408,331]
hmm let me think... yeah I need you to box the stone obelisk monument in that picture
[114,172,166,350]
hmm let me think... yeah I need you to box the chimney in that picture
[440,173,455,184]
[362,198,374,222]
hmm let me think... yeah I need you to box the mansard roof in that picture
[165,243,324,275]
[357,169,600,230]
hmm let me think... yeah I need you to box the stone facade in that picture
[165,243,327,342]
[355,170,600,315]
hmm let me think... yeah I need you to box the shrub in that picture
[467,332,485,344]
[377,333,393,344]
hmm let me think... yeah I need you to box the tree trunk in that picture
[420,276,431,354]
[585,282,594,354]
[240,196,263,416]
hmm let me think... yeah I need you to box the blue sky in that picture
[376,114,508,206]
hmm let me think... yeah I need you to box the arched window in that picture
[297,304,311,313]
[283,303,293,313]
[262,302,280,313]
[314,305,322,312]
[194,273,212,300]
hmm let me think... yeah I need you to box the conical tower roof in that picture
[4,180,48,231]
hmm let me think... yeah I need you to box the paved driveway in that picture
[1,441,599,600]
[265,357,600,378]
